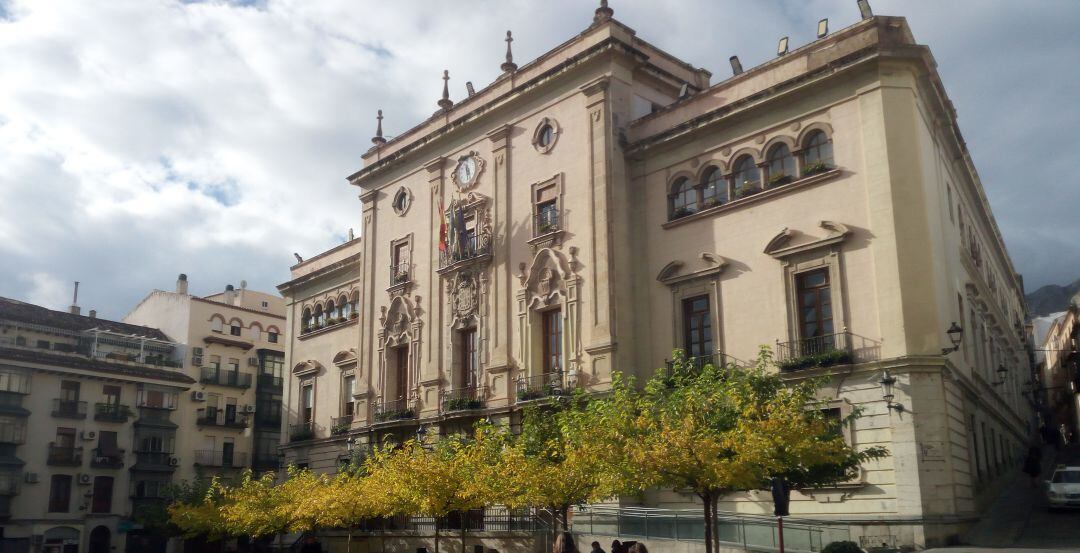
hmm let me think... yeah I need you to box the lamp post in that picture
[992,364,1009,386]
[879,370,904,412]
[942,322,964,355]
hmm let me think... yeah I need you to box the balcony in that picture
[516,372,567,402]
[199,368,252,389]
[132,451,177,471]
[775,331,879,372]
[289,422,314,443]
[51,399,87,419]
[534,210,561,237]
[438,232,493,272]
[89,448,125,469]
[374,398,417,423]
[665,352,745,371]
[196,408,250,429]
[194,450,248,469]
[47,444,83,466]
[330,415,353,436]
[0,472,19,496]
[390,263,411,286]
[441,386,487,414]
[0,424,27,445]
[94,402,133,422]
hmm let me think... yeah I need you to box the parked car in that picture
[1046,465,1080,510]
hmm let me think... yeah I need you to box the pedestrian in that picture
[610,540,623,553]
[590,541,605,553]
[299,536,323,553]
[628,543,648,553]
[554,532,578,553]
[1061,423,1071,446]
[1023,446,1042,487]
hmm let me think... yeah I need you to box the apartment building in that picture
[0,296,194,553]
[124,275,287,481]
[279,3,1034,549]
[1033,302,1079,443]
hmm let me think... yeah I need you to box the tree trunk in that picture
[347,529,352,553]
[701,492,714,553]
[277,532,283,553]
[461,513,467,553]
[435,516,441,553]
[710,494,720,553]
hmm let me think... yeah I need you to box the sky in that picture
[0,0,1078,320]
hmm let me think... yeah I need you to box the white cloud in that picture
[0,0,1077,318]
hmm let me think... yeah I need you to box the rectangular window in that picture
[394,346,409,400]
[946,184,954,223]
[103,384,121,407]
[230,325,242,336]
[796,269,834,342]
[91,476,114,513]
[55,427,76,448]
[209,355,221,370]
[268,332,279,343]
[343,375,356,417]
[227,358,240,372]
[542,309,563,375]
[535,184,559,235]
[98,431,119,455]
[459,328,478,389]
[37,340,50,349]
[301,384,314,426]
[971,415,982,482]
[60,380,80,401]
[821,408,845,441]
[681,295,713,361]
[48,475,72,512]
[224,398,238,425]
[392,242,410,283]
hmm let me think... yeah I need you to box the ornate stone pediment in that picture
[656,253,728,285]
[292,360,323,377]
[764,221,851,258]
[519,247,578,310]
[379,295,423,348]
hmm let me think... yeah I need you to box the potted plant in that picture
[802,162,831,177]
[767,172,793,188]
[737,184,761,199]
[670,207,694,220]
[701,197,722,210]
[349,311,359,320]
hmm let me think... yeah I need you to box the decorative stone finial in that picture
[438,70,453,111]
[501,30,517,73]
[371,109,387,146]
[593,0,614,24]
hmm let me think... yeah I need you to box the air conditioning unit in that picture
[24,472,39,484]
[191,390,206,402]
[192,356,203,367]
[192,347,204,356]
[168,457,180,467]
[241,404,256,414]
[77,473,92,486]
[80,431,96,441]
[248,357,259,367]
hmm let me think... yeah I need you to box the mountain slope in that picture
[1026,278,1080,316]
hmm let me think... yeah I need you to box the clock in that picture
[452,152,485,190]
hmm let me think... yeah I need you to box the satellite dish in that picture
[240,280,248,289]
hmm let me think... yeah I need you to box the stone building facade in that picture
[279,4,1034,549]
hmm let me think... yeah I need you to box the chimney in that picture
[176,274,189,295]
[224,284,236,304]
[89,310,97,319]
[70,281,81,315]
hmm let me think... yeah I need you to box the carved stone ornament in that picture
[379,295,422,348]
[454,277,477,318]
[450,151,486,192]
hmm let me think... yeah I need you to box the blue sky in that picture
[0,0,1077,319]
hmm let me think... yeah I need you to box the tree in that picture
[621,349,888,553]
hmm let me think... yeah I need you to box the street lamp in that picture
[941,322,964,355]
[879,370,904,412]
[992,364,1008,386]
[416,424,428,446]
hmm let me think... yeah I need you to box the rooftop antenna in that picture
[438,70,454,111]
[372,109,387,147]
[777,36,789,57]
[817,18,829,39]
[857,0,873,20]
[729,56,743,76]
[501,30,518,73]
[466,81,476,96]
[70,281,81,315]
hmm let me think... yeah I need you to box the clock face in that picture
[455,157,476,185]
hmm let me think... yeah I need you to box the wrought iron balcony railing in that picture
[194,450,248,468]
[774,331,878,372]
[374,397,417,422]
[534,211,561,236]
[133,451,176,469]
[439,232,493,269]
[441,385,487,413]
[199,368,252,388]
[51,399,87,419]
[665,352,745,370]
[289,422,314,442]
[47,444,83,466]
[94,402,132,422]
[196,408,249,429]
[90,448,125,469]
[516,372,567,402]
[330,415,353,436]
[390,263,411,286]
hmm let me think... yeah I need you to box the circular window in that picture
[391,187,411,216]
[532,117,560,153]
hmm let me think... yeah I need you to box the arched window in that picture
[210,316,225,333]
[326,300,337,323]
[315,305,325,327]
[766,144,796,186]
[700,166,726,208]
[731,155,760,198]
[338,296,350,319]
[802,130,833,174]
[302,308,312,332]
[668,177,697,219]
